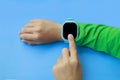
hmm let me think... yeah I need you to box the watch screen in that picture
[63,22,77,40]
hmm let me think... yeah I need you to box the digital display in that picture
[63,22,77,40]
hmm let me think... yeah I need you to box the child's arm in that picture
[76,23,120,58]
[20,19,120,58]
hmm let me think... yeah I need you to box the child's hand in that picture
[52,34,82,80]
[20,19,62,44]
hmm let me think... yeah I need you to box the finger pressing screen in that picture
[68,34,77,58]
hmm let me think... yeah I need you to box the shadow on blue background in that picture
[0,0,120,80]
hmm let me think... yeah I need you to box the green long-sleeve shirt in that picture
[76,22,120,58]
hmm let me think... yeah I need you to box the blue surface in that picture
[0,0,120,80]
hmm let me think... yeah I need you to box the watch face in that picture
[63,22,77,40]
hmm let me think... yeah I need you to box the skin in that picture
[20,19,62,44]
[53,34,82,80]
[19,19,82,80]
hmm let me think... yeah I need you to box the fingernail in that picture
[68,34,73,40]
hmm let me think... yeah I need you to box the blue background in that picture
[0,0,120,80]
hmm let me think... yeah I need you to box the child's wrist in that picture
[57,24,63,41]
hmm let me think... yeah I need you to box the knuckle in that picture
[62,48,68,53]
[64,60,69,65]
[35,34,40,40]
[71,59,79,66]
[39,20,45,26]
[35,26,43,32]
[39,22,44,27]
[60,62,69,69]
[37,27,42,32]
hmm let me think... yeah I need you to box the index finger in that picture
[68,34,77,58]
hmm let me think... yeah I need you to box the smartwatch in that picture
[61,19,79,42]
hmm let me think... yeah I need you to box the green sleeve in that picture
[76,22,120,58]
